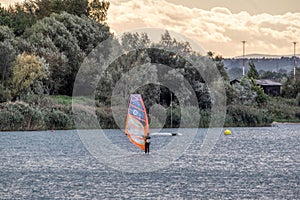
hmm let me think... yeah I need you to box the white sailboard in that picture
[150,132,182,136]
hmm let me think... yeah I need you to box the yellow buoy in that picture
[224,129,231,135]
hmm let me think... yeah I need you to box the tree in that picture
[23,13,84,95]
[22,12,112,95]
[245,61,268,105]
[282,78,300,98]
[6,3,37,36]
[88,0,110,23]
[11,53,49,99]
[160,30,173,47]
[260,70,287,82]
[0,4,13,27]
[207,51,229,81]
[52,12,111,54]
[0,26,17,87]
[64,0,89,17]
[24,0,89,19]
[232,77,257,105]
[121,32,151,50]
[247,61,259,79]
[96,31,216,110]
[0,25,15,42]
[0,41,16,86]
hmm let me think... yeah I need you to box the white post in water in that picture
[293,42,297,80]
[242,40,246,76]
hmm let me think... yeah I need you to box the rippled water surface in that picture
[0,125,299,199]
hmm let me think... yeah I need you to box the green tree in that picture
[260,70,287,82]
[24,0,89,19]
[251,81,268,106]
[22,12,112,95]
[64,0,89,16]
[157,30,192,54]
[247,61,259,79]
[233,77,257,105]
[11,53,49,99]
[0,4,13,27]
[0,26,17,87]
[6,3,36,36]
[23,13,84,95]
[0,41,16,86]
[52,12,111,54]
[96,31,216,111]
[244,60,268,106]
[121,32,151,50]
[282,78,300,98]
[0,25,15,42]
[207,51,229,81]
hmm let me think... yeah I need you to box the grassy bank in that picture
[1,95,300,131]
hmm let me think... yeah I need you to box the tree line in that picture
[1,0,300,130]
[0,0,111,100]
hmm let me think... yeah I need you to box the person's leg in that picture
[145,144,147,153]
[146,143,149,154]
[147,143,150,153]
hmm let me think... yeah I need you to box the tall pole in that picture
[293,42,297,80]
[242,41,246,76]
[170,92,172,128]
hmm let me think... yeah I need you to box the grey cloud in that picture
[108,0,300,56]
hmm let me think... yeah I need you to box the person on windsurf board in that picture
[144,133,151,154]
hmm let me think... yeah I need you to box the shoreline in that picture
[272,121,300,124]
[3,123,300,132]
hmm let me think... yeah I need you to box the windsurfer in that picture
[144,133,151,154]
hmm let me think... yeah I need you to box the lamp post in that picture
[242,41,246,76]
[293,42,297,80]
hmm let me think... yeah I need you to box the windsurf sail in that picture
[125,94,149,151]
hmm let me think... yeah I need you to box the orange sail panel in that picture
[125,94,149,151]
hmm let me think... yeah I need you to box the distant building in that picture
[229,78,282,96]
[255,79,282,96]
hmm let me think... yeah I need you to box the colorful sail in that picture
[125,94,149,151]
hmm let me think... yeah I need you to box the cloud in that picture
[211,7,232,15]
[0,0,23,7]
[107,0,300,57]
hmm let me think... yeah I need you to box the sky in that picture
[1,0,299,57]
[107,0,300,57]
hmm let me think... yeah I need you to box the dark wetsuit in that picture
[145,136,151,154]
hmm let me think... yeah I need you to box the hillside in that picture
[224,56,300,80]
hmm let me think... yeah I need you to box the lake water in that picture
[0,125,299,199]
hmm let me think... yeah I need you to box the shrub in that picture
[44,109,73,129]
[72,103,98,129]
[6,102,45,130]
[198,109,211,128]
[96,107,118,129]
[0,109,24,131]
[225,105,273,127]
[266,97,300,122]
